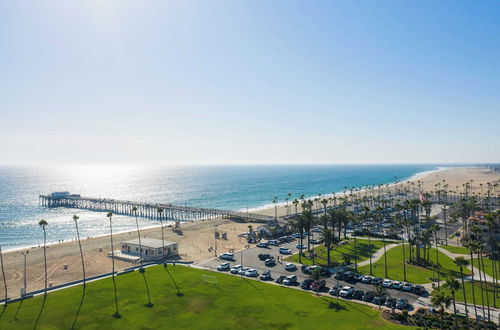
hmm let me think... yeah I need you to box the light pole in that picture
[214,225,218,257]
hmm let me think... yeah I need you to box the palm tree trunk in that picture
[402,239,407,281]
[452,293,458,330]
[0,246,7,303]
[109,216,120,317]
[479,253,491,322]
[368,236,373,275]
[469,250,479,321]
[160,218,165,262]
[459,268,469,321]
[435,233,440,289]
[327,241,331,267]
[354,237,357,272]
[383,238,388,278]
[43,228,48,295]
[476,252,486,321]
[75,221,86,286]
[134,214,143,267]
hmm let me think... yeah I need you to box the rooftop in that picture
[122,238,177,249]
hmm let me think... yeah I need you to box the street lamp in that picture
[21,250,29,296]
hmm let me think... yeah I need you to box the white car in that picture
[219,252,234,261]
[283,275,297,285]
[230,264,242,274]
[392,281,403,289]
[244,269,258,277]
[361,276,373,284]
[382,279,393,288]
[284,263,297,271]
[217,263,230,271]
[402,282,414,292]
[339,286,354,297]
[279,247,292,254]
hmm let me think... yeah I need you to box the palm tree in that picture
[132,207,143,267]
[320,228,333,267]
[443,277,460,330]
[107,212,120,318]
[291,215,306,263]
[73,215,86,287]
[38,219,48,295]
[157,208,166,262]
[453,257,469,321]
[0,245,7,305]
[430,224,441,287]
[430,290,452,329]
[464,240,479,321]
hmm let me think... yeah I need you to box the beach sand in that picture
[1,166,499,299]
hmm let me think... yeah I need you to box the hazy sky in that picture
[1,0,499,165]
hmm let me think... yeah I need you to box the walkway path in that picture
[437,246,497,283]
[357,243,400,267]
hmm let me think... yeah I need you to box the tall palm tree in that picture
[320,228,333,267]
[157,208,166,262]
[0,245,7,304]
[478,245,491,322]
[443,277,460,330]
[132,207,143,267]
[107,212,120,318]
[73,215,86,287]
[430,290,452,329]
[430,224,441,288]
[464,241,479,321]
[38,219,48,295]
[291,214,307,263]
[453,257,469,321]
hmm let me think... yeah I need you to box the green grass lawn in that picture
[357,244,469,284]
[470,257,499,281]
[0,265,406,330]
[285,238,386,267]
[439,281,499,309]
[439,245,469,255]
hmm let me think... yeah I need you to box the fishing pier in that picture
[39,193,274,223]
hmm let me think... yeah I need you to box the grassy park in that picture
[357,245,468,284]
[439,281,499,308]
[0,265,406,330]
[285,238,386,267]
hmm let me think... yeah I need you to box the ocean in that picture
[0,164,440,250]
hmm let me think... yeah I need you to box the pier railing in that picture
[39,195,275,223]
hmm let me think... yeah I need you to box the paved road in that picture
[197,235,423,308]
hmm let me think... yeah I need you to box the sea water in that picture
[0,164,440,250]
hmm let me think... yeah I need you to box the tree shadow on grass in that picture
[71,286,86,330]
[140,269,153,307]
[241,278,262,291]
[33,294,47,330]
[0,303,6,320]
[164,265,183,297]
[13,299,23,321]
[341,300,373,318]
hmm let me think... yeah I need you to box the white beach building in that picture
[119,238,178,262]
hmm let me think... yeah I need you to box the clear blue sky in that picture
[1,0,499,165]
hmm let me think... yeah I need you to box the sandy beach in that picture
[1,166,499,299]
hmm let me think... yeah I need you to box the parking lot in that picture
[197,233,424,309]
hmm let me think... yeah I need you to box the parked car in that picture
[260,270,272,281]
[285,263,297,271]
[301,279,314,290]
[353,273,364,281]
[342,271,355,282]
[296,244,307,250]
[361,275,373,284]
[217,263,230,271]
[238,267,249,275]
[396,298,409,310]
[329,284,342,296]
[392,281,403,290]
[312,227,322,233]
[352,289,365,299]
[256,242,269,248]
[279,247,292,254]
[385,298,396,308]
[334,272,344,280]
[258,253,273,261]
[230,264,242,274]
[362,291,376,302]
[413,285,426,296]
[264,258,276,267]
[310,238,322,244]
[245,269,258,277]
[311,279,326,291]
[382,279,393,288]
[275,275,287,284]
[372,277,383,285]
[268,240,279,246]
[402,282,414,292]
[219,253,234,261]
[372,295,387,306]
[339,286,354,297]
[283,275,297,285]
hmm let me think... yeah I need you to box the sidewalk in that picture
[357,243,400,267]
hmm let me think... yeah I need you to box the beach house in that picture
[120,238,178,261]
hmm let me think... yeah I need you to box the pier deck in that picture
[39,195,275,223]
